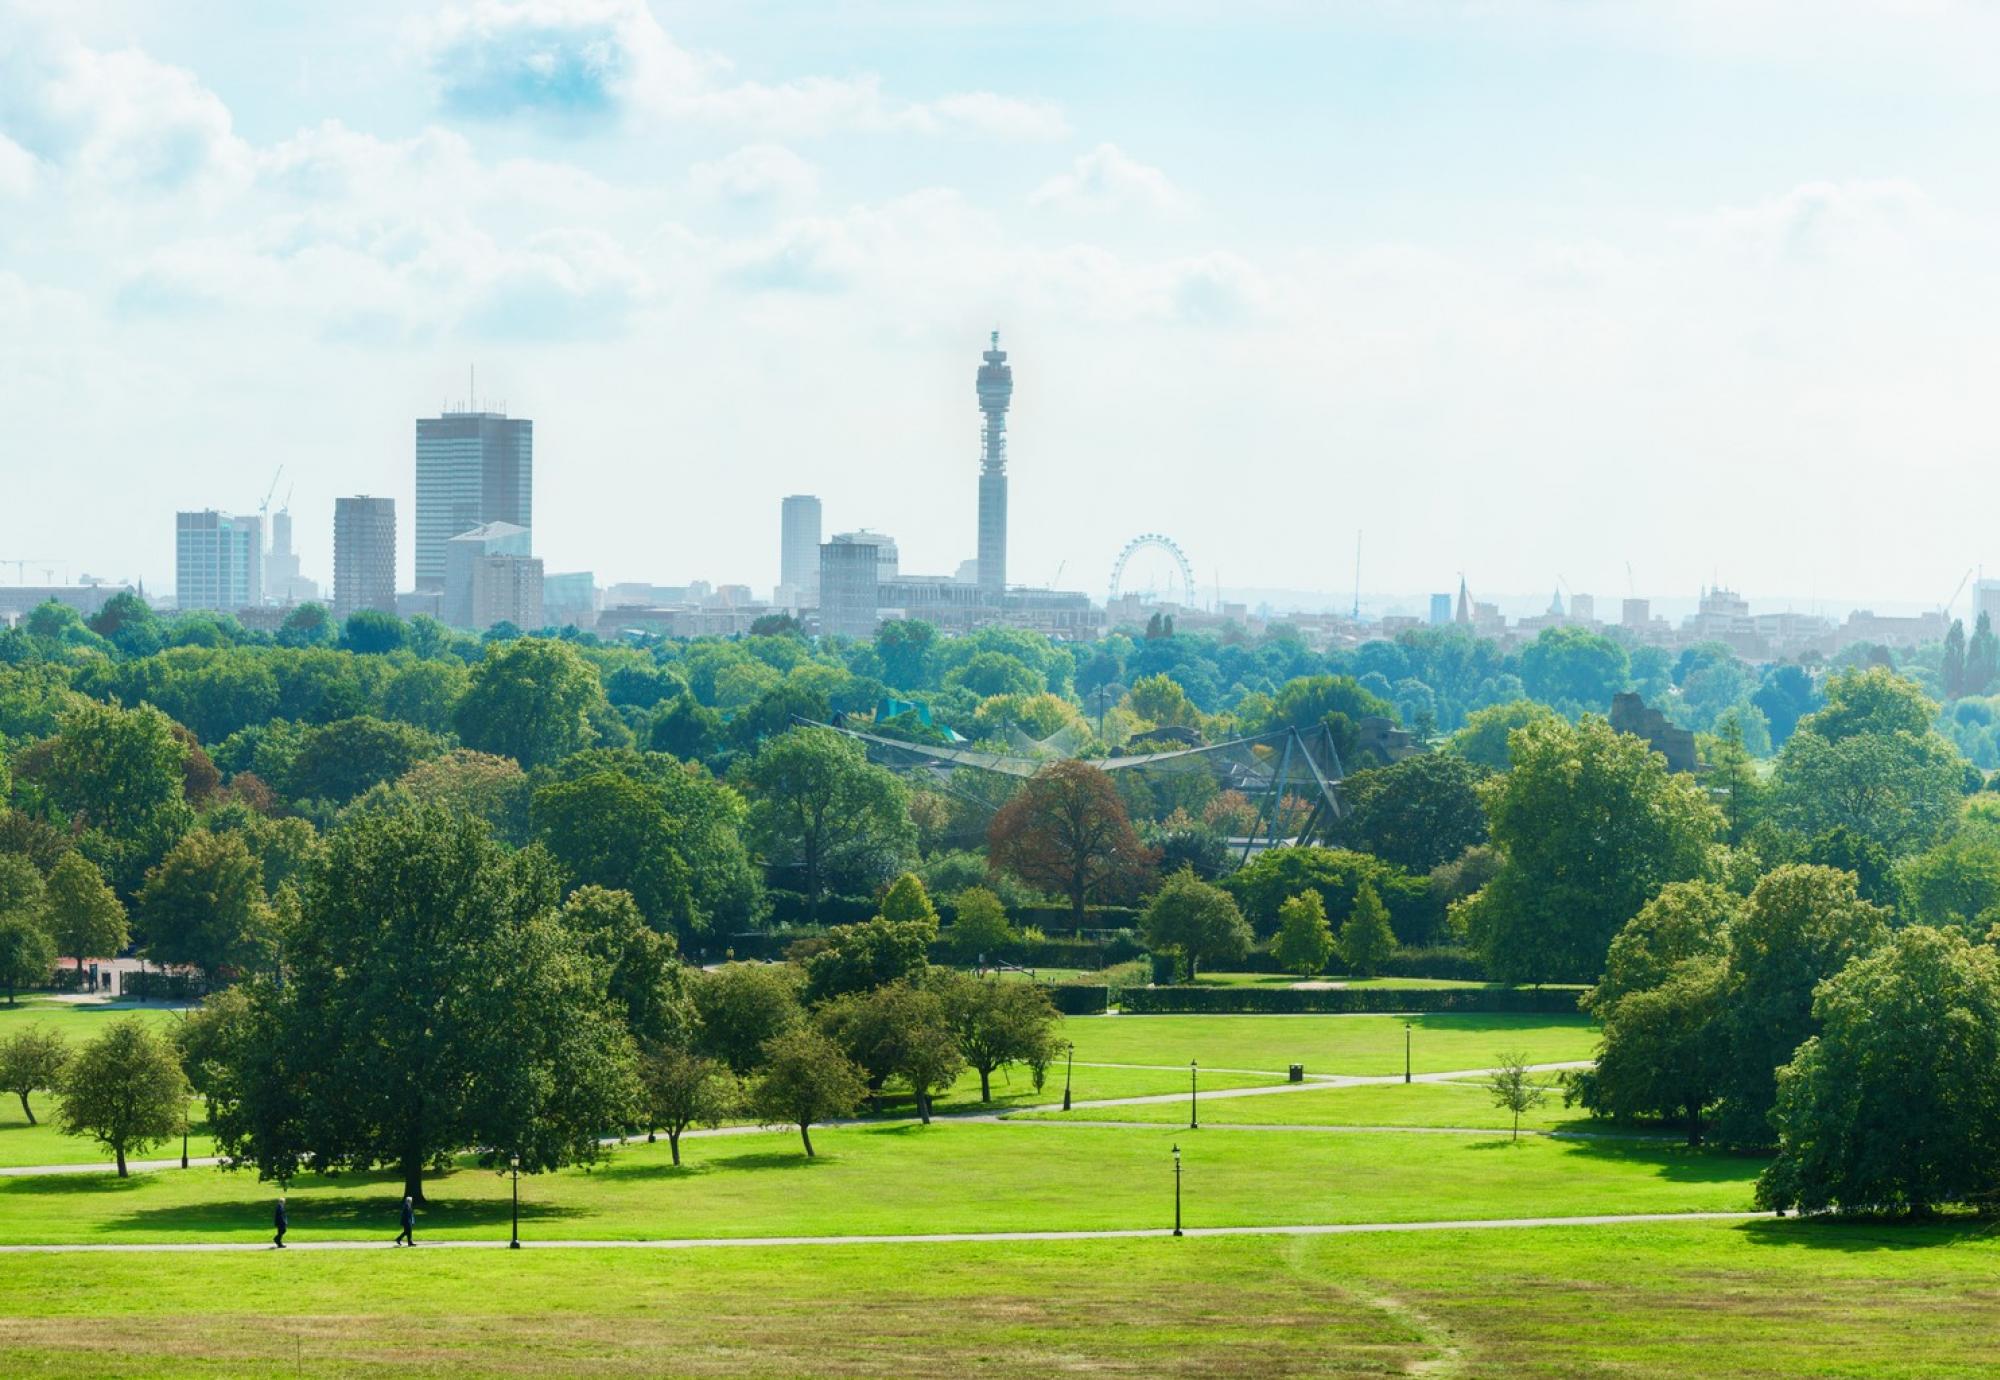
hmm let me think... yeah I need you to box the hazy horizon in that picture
[6,1,2000,608]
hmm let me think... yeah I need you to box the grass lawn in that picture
[1064,1012,1598,1076]
[0,1121,1757,1245]
[1185,972,1589,992]
[0,1001,188,1046]
[0,1092,216,1169]
[1,1220,1994,1377]
[1017,1077,1591,1134]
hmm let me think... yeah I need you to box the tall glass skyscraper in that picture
[414,410,532,592]
[780,494,822,603]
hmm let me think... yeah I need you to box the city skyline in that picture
[11,3,2000,606]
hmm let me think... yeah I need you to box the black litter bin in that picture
[1288,1064,1304,1083]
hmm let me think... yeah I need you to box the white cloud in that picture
[420,0,1066,138]
[0,133,35,198]
[0,20,248,192]
[689,143,818,205]
[1676,179,1949,266]
[1029,143,1186,215]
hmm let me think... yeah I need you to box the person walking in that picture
[272,1195,288,1249]
[394,1196,416,1247]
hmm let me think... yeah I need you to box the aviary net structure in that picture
[812,719,1348,857]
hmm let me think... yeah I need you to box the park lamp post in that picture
[508,1154,521,1249]
[1062,1040,1074,1112]
[1172,1144,1183,1237]
[1189,1059,1199,1130]
[1405,1022,1412,1084]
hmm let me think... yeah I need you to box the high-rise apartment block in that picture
[975,331,1012,595]
[779,495,822,606]
[333,496,397,620]
[175,511,262,611]
[415,410,532,592]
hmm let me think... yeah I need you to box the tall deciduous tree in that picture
[41,852,128,980]
[1583,880,1736,1018]
[1759,927,2000,1215]
[453,638,606,769]
[1336,753,1489,874]
[56,1017,188,1176]
[747,1026,867,1157]
[1580,956,1730,1146]
[989,760,1155,927]
[933,972,1061,1102]
[1336,882,1397,977]
[1461,715,1721,984]
[738,727,913,920]
[137,829,267,985]
[1717,864,1888,1146]
[1141,869,1253,980]
[46,700,189,836]
[691,963,804,1075]
[214,805,636,1202]
[637,1043,735,1164]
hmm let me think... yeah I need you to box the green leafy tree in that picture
[338,609,409,654]
[1273,890,1335,978]
[0,856,52,1006]
[747,1026,868,1157]
[137,830,267,984]
[1140,868,1252,980]
[454,638,607,769]
[1579,956,1730,1145]
[1445,701,1557,771]
[382,659,469,734]
[1336,882,1397,977]
[1518,626,1630,711]
[560,886,692,1047]
[214,805,636,1202]
[1486,1051,1551,1141]
[1126,673,1200,729]
[41,852,128,980]
[895,996,966,1124]
[988,759,1155,927]
[691,962,805,1075]
[1896,824,2000,936]
[56,1017,188,1176]
[1263,675,1396,764]
[1704,715,1765,845]
[948,886,1017,964]
[1461,715,1721,984]
[533,772,695,935]
[649,694,723,763]
[397,750,531,845]
[0,1025,69,1123]
[874,620,936,691]
[636,1043,735,1165]
[932,972,1060,1102]
[1583,879,1737,1017]
[286,716,445,804]
[173,986,254,1124]
[1223,846,1432,944]
[47,700,189,836]
[1717,864,1889,1146]
[797,910,936,1004]
[1759,927,2000,1215]
[1336,753,1489,873]
[738,728,914,921]
[1970,612,2000,697]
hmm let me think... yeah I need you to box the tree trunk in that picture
[1512,1109,1519,1141]
[979,1066,992,1101]
[1070,878,1086,929]
[917,1092,931,1125]
[115,1145,128,1177]
[17,1091,33,1125]
[668,1130,681,1166]
[1685,1101,1703,1149]
[402,1159,427,1206]
[799,1122,815,1158]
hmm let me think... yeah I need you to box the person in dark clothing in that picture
[394,1196,415,1247]
[273,1196,288,1249]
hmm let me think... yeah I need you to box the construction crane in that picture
[0,558,54,585]
[258,465,285,523]
[1943,567,1973,621]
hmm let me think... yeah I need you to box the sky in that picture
[5,0,2000,617]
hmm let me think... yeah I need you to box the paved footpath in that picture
[0,1211,1761,1255]
[0,1062,1597,1179]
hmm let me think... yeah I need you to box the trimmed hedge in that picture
[1373,947,1488,982]
[1048,985,1110,1015]
[1118,986,1587,1016]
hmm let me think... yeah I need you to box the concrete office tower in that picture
[333,496,397,620]
[780,495,822,604]
[415,409,532,592]
[443,521,538,630]
[176,511,262,610]
[819,532,890,640]
[975,330,1012,596]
